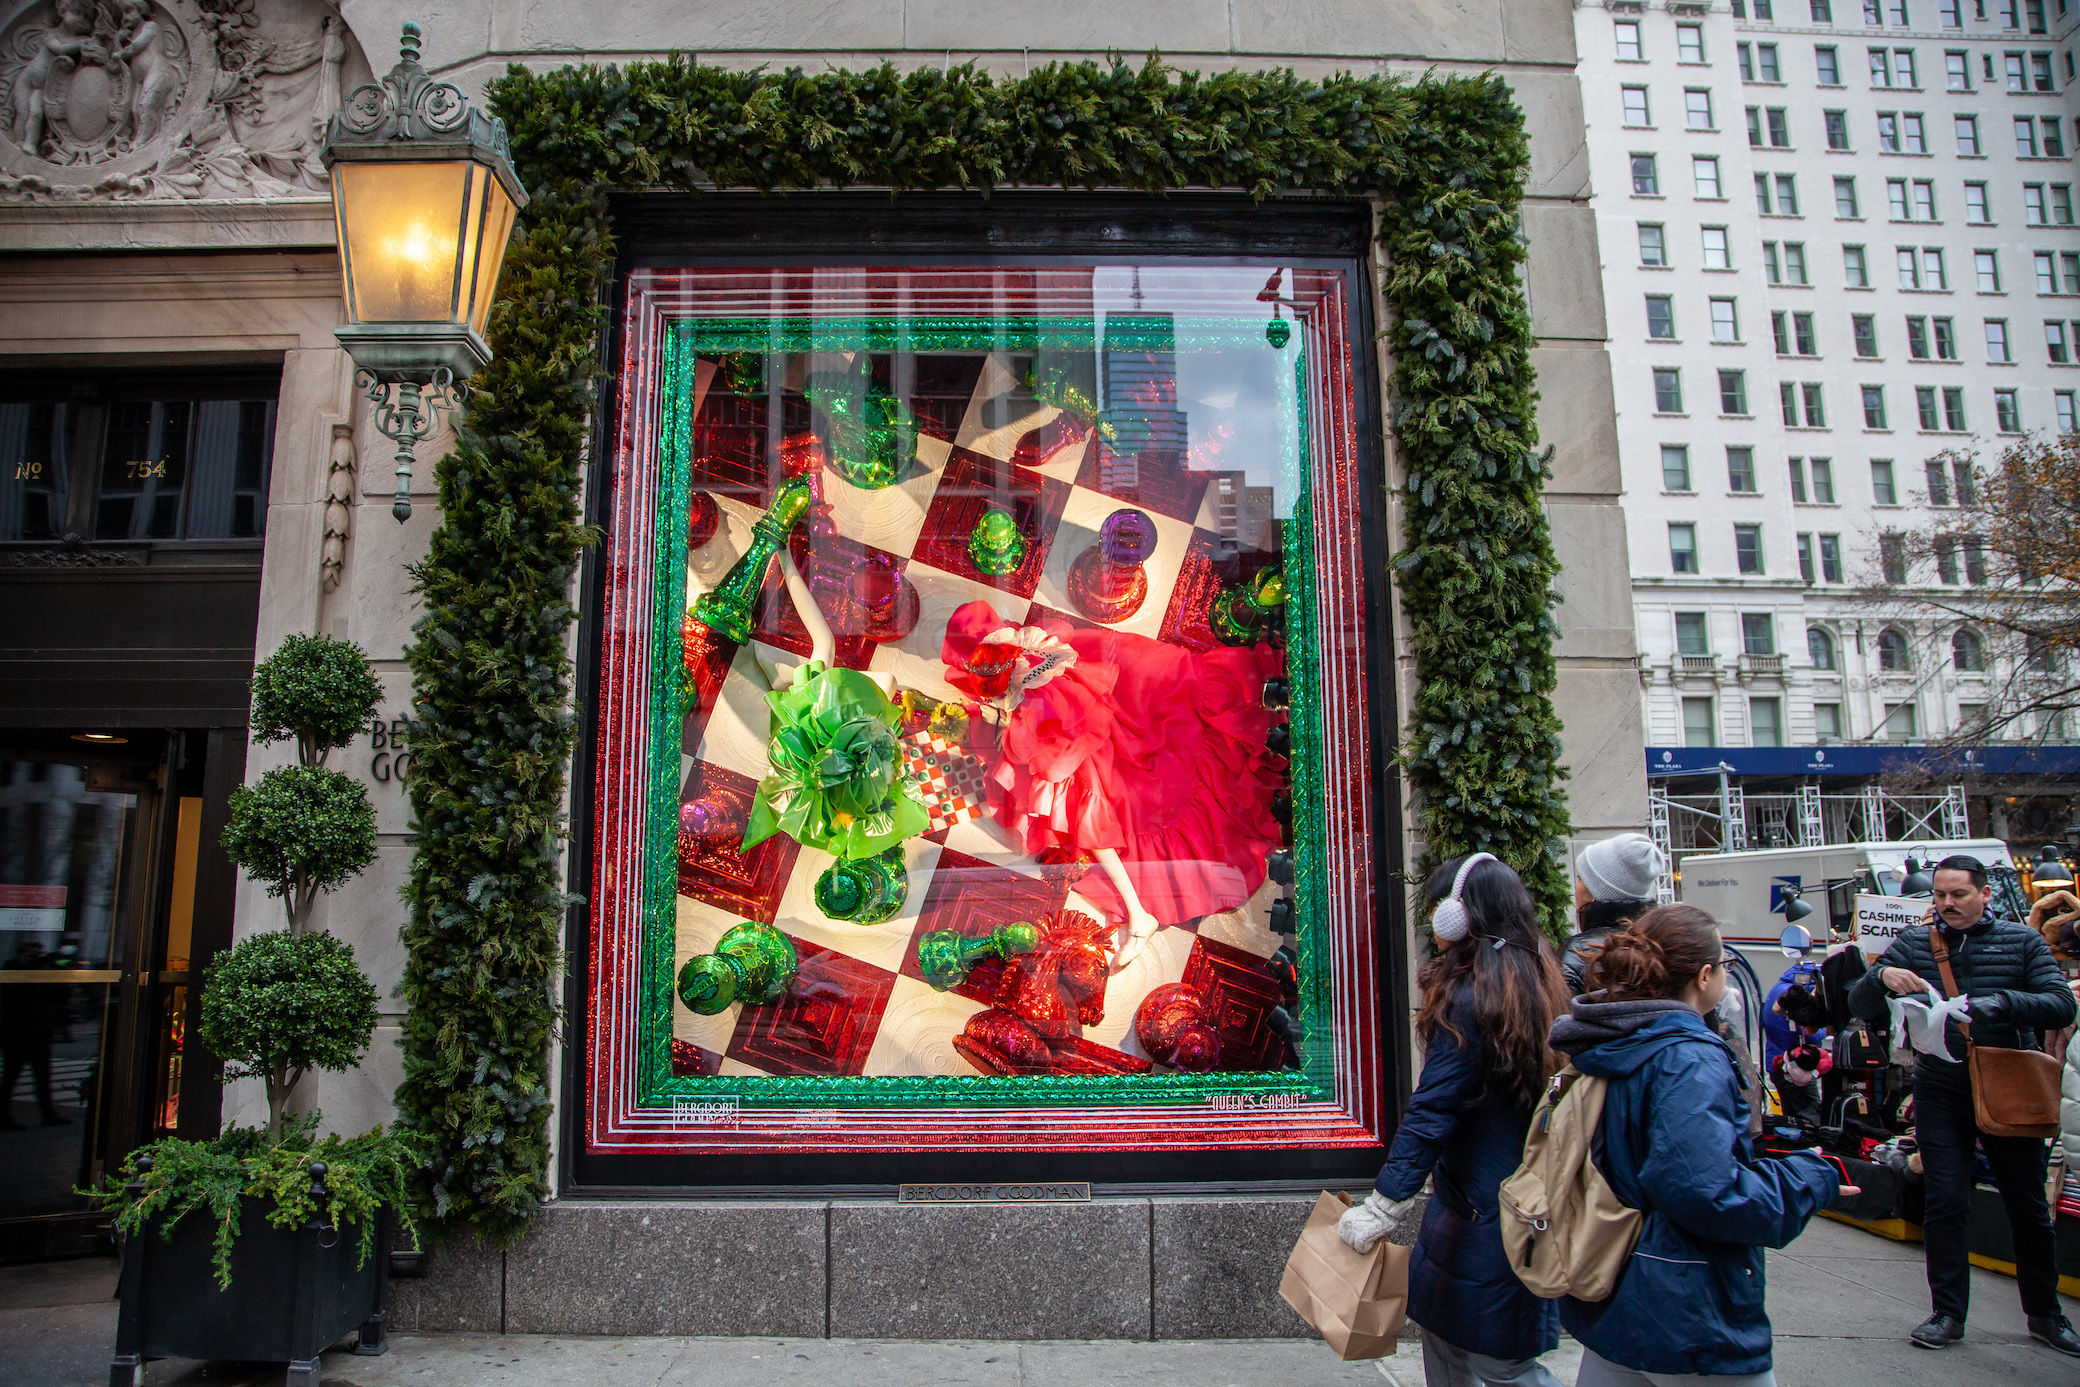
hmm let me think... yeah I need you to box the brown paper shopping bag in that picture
[1278,1190,1411,1361]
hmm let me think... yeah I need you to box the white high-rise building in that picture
[1576,0,2080,761]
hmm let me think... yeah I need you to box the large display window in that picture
[581,230,1396,1179]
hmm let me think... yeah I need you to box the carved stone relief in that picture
[0,0,369,200]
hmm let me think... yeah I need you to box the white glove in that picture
[1335,1191,1412,1253]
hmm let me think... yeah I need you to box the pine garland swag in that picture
[397,55,1571,1242]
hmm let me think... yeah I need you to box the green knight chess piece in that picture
[968,506,1026,576]
[813,847,909,925]
[688,476,815,644]
[1213,564,1286,646]
[916,921,1041,992]
[675,921,799,1016]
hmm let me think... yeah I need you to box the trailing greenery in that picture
[198,930,379,1140]
[87,1119,428,1290]
[248,632,383,767]
[398,53,1571,1241]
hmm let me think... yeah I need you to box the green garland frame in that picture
[398,54,1569,1243]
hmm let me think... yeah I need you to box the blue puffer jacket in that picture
[1555,1004,1838,1377]
[1375,991,1559,1361]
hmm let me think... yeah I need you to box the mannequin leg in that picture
[1093,848,1162,971]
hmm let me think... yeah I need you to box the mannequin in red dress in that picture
[940,599,1284,968]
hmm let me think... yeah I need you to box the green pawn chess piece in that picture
[916,921,1041,992]
[689,477,815,644]
[675,921,799,1016]
[805,366,916,490]
[1213,564,1287,646]
[968,506,1026,577]
[814,847,909,925]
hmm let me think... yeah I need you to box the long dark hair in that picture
[1587,903,1722,1001]
[1416,855,1567,1107]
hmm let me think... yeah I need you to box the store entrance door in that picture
[0,740,185,1259]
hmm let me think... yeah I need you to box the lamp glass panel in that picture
[334,161,473,325]
[466,174,518,339]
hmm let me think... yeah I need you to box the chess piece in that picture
[952,911,1122,1074]
[1212,565,1286,646]
[678,790,748,856]
[689,477,815,644]
[1067,508,1158,623]
[967,507,1026,576]
[686,490,720,552]
[814,847,909,925]
[676,922,798,1015]
[1134,983,1221,1073]
[916,921,1041,992]
[804,364,915,490]
[1265,317,1292,349]
[852,551,920,642]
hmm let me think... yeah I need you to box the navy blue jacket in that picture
[1375,993,1559,1361]
[1559,1009,1838,1376]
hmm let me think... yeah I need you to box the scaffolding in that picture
[1647,780,1973,870]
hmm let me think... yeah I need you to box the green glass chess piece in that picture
[916,921,1041,992]
[813,847,909,925]
[968,506,1026,576]
[689,477,815,644]
[1213,565,1287,646]
[675,921,799,1015]
[804,364,916,491]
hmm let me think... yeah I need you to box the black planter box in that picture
[110,1191,389,1387]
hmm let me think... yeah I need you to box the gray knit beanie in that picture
[1576,832,1661,903]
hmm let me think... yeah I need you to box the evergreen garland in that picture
[398,54,1570,1242]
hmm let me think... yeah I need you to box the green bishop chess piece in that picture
[916,921,1041,992]
[804,363,917,490]
[675,921,799,1016]
[814,847,909,926]
[689,477,815,644]
[1213,564,1286,646]
[968,506,1026,577]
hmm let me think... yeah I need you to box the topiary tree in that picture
[223,634,382,931]
[197,929,379,1140]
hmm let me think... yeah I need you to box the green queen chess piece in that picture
[916,921,1041,992]
[968,506,1026,577]
[689,477,815,644]
[813,847,908,925]
[675,922,799,1016]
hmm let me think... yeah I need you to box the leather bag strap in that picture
[1927,925,1972,1044]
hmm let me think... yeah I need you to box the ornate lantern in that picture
[320,22,527,521]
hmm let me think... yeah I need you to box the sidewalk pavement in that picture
[4,1215,2073,1386]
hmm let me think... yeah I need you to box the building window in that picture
[1616,20,1643,60]
[1976,249,2003,291]
[1924,246,1949,288]
[1696,156,1724,199]
[1632,154,1660,195]
[2057,389,2078,432]
[2026,183,2048,224]
[1654,368,1684,412]
[1623,86,1652,125]
[1794,313,1817,354]
[1687,89,1715,129]
[1817,46,1842,85]
[1768,108,1792,146]
[1996,387,2022,430]
[2047,320,2071,362]
[1820,532,1845,581]
[2016,115,2041,156]
[1944,384,1968,428]
[1918,385,1943,429]
[1750,698,1784,747]
[1986,318,2012,361]
[1676,611,1711,654]
[1953,458,1975,504]
[1702,226,1733,268]
[1670,522,1700,572]
[1814,703,1845,741]
[1835,176,1861,217]
[1965,182,1991,224]
[1758,42,1781,79]
[1947,50,1971,88]
[1711,297,1741,341]
[1646,295,1676,338]
[1774,173,1800,214]
[1960,702,1990,736]
[1783,243,1808,283]
[1853,313,1879,356]
[1878,627,1911,668]
[1953,628,1987,669]
[1798,529,1817,577]
[1863,384,1889,427]
[1743,612,1777,654]
[1662,444,1692,490]
[1809,457,1836,501]
[1963,536,1986,582]
[1810,626,1839,669]
[1883,702,1921,738]
[1719,369,1750,414]
[1638,223,1667,265]
[1680,24,1707,63]
[1791,458,1810,502]
[1907,315,1930,357]
[1728,445,1758,491]
[1927,458,1954,504]
[1879,112,1902,152]
[2054,185,2074,225]
[1898,246,1922,288]
[1956,114,1982,156]
[1935,315,1957,357]
[1735,523,1765,573]
[1935,534,1961,582]
[1826,110,1852,148]
[1872,458,1898,503]
[1844,244,1870,286]
[1684,697,1718,747]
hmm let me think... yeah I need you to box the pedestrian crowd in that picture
[1333,835,2080,1387]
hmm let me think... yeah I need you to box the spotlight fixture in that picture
[70,733,128,744]
[1267,850,1295,886]
[1266,722,1291,758]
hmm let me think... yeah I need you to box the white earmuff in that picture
[1431,852,1498,943]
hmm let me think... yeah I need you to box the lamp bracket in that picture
[356,367,459,525]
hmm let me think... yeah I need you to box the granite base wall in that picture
[390,1193,1426,1341]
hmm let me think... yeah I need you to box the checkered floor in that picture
[672,349,1292,1079]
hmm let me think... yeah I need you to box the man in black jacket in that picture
[1849,854,2080,1356]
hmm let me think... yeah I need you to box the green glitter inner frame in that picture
[638,315,1333,1109]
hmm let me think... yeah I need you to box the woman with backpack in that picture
[1553,903,1849,1387]
[1337,853,1569,1386]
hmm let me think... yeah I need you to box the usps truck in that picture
[1674,839,2023,989]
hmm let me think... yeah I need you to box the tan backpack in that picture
[1497,1065,1643,1301]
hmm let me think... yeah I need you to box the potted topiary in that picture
[94,634,426,1387]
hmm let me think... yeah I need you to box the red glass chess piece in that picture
[1067,508,1157,623]
[687,490,720,552]
[1134,983,1222,1073]
[851,552,920,642]
[678,790,749,861]
[953,910,1146,1076]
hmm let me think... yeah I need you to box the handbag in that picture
[1277,1190,1411,1361]
[1928,926,2062,1139]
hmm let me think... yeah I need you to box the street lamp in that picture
[320,22,527,521]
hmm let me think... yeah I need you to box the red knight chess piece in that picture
[952,910,1144,1076]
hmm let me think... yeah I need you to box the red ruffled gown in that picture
[941,599,1284,926]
